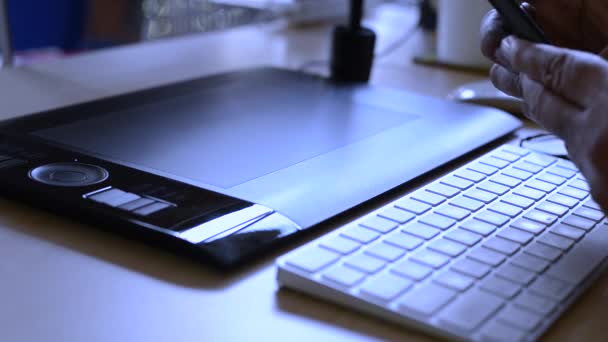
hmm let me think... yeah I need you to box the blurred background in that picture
[2,0,408,59]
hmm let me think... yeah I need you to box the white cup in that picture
[437,0,492,68]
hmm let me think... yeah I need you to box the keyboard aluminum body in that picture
[276,144,608,342]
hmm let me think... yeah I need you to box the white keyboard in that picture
[276,144,608,342]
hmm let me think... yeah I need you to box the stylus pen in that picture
[0,0,14,67]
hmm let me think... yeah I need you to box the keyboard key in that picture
[511,253,550,273]
[286,246,339,273]
[545,225,608,286]
[464,189,497,203]
[360,216,398,233]
[478,181,510,195]
[583,199,602,210]
[562,215,596,231]
[410,249,450,269]
[569,179,590,191]
[479,320,527,342]
[322,265,366,287]
[360,272,413,302]
[441,176,474,190]
[537,232,574,250]
[489,202,522,218]
[525,242,562,262]
[434,205,470,221]
[537,172,566,186]
[451,258,491,279]
[496,305,543,331]
[547,194,579,208]
[481,275,522,299]
[395,198,431,215]
[475,210,510,226]
[497,228,534,245]
[510,218,546,235]
[384,232,424,250]
[547,165,576,179]
[438,289,504,332]
[484,237,520,255]
[468,247,506,267]
[420,213,457,229]
[402,222,441,240]
[468,162,499,176]
[573,207,605,222]
[392,260,433,281]
[524,210,558,226]
[513,161,543,174]
[378,207,415,224]
[502,145,530,156]
[434,270,475,291]
[444,228,482,246]
[490,174,521,188]
[558,186,588,200]
[481,156,510,169]
[524,153,557,167]
[551,224,585,241]
[493,150,521,162]
[365,242,406,262]
[526,180,556,193]
[398,282,457,316]
[461,219,496,236]
[428,238,467,257]
[502,167,533,181]
[411,190,446,206]
[495,263,536,285]
[341,226,379,244]
[501,194,534,209]
[528,275,573,301]
[536,201,569,217]
[513,291,558,316]
[320,236,360,255]
[450,196,484,212]
[454,169,486,183]
[556,159,578,170]
[426,183,460,198]
[344,253,386,274]
[513,186,545,201]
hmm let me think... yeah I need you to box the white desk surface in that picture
[1,5,606,342]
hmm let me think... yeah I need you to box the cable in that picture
[374,21,419,60]
[519,133,570,160]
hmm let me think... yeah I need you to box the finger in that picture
[518,74,580,140]
[496,36,606,108]
[480,9,508,62]
[520,2,536,15]
[490,64,522,98]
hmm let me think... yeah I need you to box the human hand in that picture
[491,36,608,211]
[481,1,608,62]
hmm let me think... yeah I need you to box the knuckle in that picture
[543,52,570,91]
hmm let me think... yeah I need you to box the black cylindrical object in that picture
[330,24,376,83]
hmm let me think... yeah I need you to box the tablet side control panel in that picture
[0,136,302,267]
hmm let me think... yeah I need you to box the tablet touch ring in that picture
[29,163,109,187]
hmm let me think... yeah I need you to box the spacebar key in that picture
[546,226,608,285]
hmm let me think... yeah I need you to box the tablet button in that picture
[30,163,109,187]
